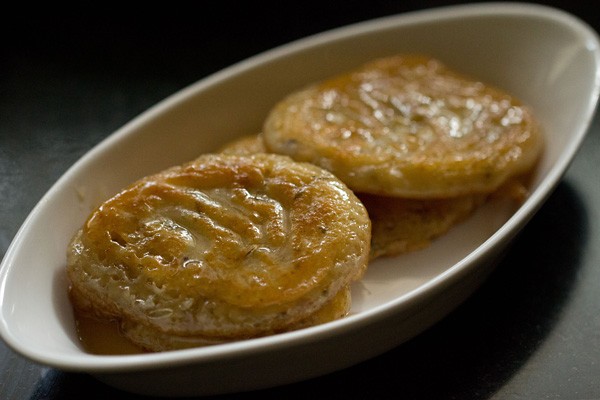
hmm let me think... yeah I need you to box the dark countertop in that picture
[1,1,599,398]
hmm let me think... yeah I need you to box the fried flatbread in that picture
[67,153,370,351]
[357,192,485,259]
[219,133,269,155]
[263,54,542,198]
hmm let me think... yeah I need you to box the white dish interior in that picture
[1,2,598,397]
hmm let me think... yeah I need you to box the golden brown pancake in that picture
[263,54,542,198]
[219,133,269,155]
[357,192,486,259]
[67,153,370,351]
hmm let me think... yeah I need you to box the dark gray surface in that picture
[1,2,599,398]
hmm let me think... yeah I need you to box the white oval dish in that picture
[1,2,598,397]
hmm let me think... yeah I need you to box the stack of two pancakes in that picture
[66,55,542,352]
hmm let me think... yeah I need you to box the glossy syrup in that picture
[74,311,145,355]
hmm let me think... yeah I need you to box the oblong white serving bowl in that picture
[1,2,599,397]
